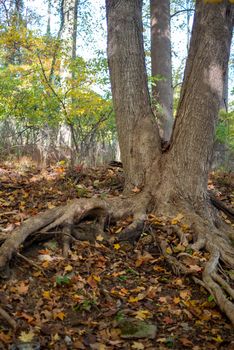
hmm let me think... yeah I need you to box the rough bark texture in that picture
[163,0,234,204]
[151,0,173,141]
[106,0,161,191]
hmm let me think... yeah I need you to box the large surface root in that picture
[0,196,136,277]
[155,206,234,326]
[0,192,234,327]
[0,198,112,277]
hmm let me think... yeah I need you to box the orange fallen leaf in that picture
[54,312,66,320]
[87,275,98,289]
[42,290,51,299]
[17,282,29,295]
[173,297,181,304]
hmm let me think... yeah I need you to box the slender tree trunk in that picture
[60,0,79,81]
[106,0,161,190]
[46,0,52,36]
[220,67,228,112]
[150,0,173,141]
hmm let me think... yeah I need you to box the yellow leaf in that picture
[47,202,56,209]
[42,291,51,299]
[96,234,104,241]
[64,264,73,272]
[32,271,42,277]
[128,296,139,303]
[173,297,181,304]
[93,275,101,282]
[54,312,66,320]
[179,290,190,300]
[18,331,35,343]
[212,336,223,343]
[171,213,184,225]
[42,260,49,268]
[173,243,186,253]
[132,341,145,349]
[181,224,189,232]
[166,247,173,255]
[53,333,60,341]
[134,310,152,320]
[114,243,121,250]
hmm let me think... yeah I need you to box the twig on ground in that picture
[16,252,47,277]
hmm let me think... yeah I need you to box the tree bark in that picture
[150,0,173,141]
[164,0,233,203]
[106,0,161,191]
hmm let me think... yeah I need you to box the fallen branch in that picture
[0,306,16,329]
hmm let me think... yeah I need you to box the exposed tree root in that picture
[0,198,109,277]
[154,205,234,326]
[0,193,233,327]
[210,192,234,222]
[0,306,16,329]
[0,196,136,277]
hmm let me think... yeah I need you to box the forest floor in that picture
[0,159,233,350]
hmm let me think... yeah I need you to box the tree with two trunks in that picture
[0,0,233,325]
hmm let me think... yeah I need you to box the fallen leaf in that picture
[64,264,73,272]
[163,316,174,325]
[212,335,223,343]
[128,296,139,303]
[173,297,180,304]
[54,311,66,320]
[17,282,29,295]
[132,186,141,193]
[96,234,104,241]
[132,341,145,349]
[179,337,193,347]
[135,310,152,320]
[42,290,51,299]
[135,252,154,267]
[18,330,35,342]
[180,290,191,300]
[87,275,98,289]
[171,213,184,225]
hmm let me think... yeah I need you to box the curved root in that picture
[202,245,234,325]
[162,209,234,326]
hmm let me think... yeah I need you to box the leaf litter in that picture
[0,162,233,349]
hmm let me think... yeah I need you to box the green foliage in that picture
[0,16,115,157]
[55,275,71,286]
[216,109,234,150]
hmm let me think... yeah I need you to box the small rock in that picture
[64,336,72,345]
[118,318,157,339]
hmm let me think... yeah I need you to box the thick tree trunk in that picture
[163,0,233,204]
[150,0,173,141]
[106,0,161,191]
